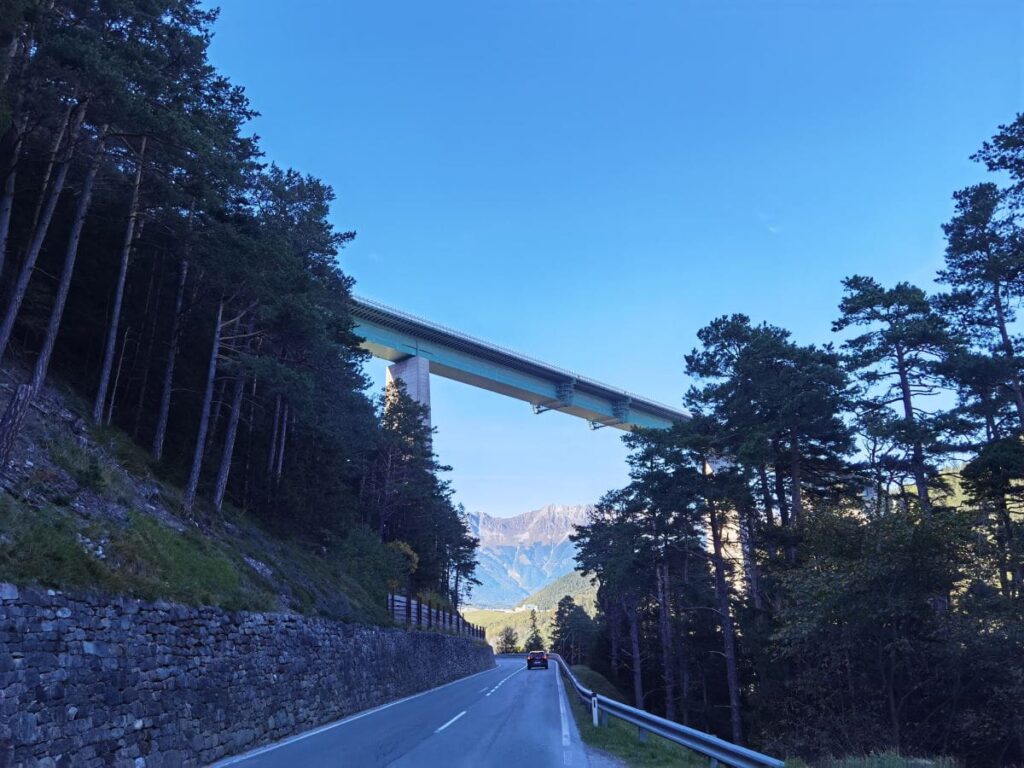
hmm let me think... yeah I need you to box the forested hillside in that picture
[519,570,596,613]
[572,116,1024,765]
[0,1,476,613]
[464,569,597,648]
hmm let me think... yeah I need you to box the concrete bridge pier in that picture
[386,355,431,427]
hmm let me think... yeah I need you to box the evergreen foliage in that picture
[0,0,475,610]
[496,625,519,654]
[573,115,1024,765]
[523,609,545,652]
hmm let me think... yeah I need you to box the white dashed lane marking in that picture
[485,666,524,696]
[435,711,466,733]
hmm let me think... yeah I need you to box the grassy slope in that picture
[561,664,705,768]
[560,666,959,768]
[0,377,395,624]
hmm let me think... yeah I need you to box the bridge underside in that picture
[352,299,686,431]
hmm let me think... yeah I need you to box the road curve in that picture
[211,656,592,767]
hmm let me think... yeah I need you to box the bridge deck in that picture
[350,296,688,431]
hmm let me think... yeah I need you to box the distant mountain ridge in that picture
[466,504,592,608]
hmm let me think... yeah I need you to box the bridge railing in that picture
[551,653,784,768]
[386,593,485,641]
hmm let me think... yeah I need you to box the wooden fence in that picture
[386,593,485,640]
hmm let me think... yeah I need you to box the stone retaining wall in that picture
[0,584,494,767]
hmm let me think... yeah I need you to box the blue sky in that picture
[207,1,1022,517]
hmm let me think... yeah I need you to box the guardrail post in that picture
[637,727,647,744]
[416,599,422,627]
[405,591,412,626]
[591,695,599,727]
[710,760,719,768]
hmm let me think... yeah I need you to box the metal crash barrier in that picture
[551,653,784,768]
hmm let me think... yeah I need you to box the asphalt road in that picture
[212,656,594,768]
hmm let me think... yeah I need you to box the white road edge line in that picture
[435,710,466,733]
[554,661,572,765]
[210,663,502,767]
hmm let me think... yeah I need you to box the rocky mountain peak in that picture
[467,504,592,547]
[465,504,594,608]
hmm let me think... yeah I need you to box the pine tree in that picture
[496,626,519,654]
[834,277,956,512]
[937,182,1024,427]
[524,609,544,652]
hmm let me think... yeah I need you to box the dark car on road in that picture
[526,651,549,670]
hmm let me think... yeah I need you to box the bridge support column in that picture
[386,355,431,426]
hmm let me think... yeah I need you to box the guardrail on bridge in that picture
[551,653,784,768]
[386,593,485,641]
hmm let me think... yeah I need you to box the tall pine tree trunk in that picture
[132,251,163,438]
[0,127,106,467]
[0,99,88,362]
[26,102,74,241]
[895,346,931,512]
[151,257,188,461]
[204,375,228,455]
[623,596,644,709]
[739,500,765,611]
[2,103,71,312]
[709,500,744,745]
[266,393,281,477]
[655,560,676,721]
[242,375,258,511]
[274,400,289,482]
[182,299,223,514]
[678,546,692,725]
[0,161,15,283]
[93,136,146,423]
[991,280,1024,424]
[774,459,795,563]
[608,602,621,676]
[758,463,775,529]
[0,119,24,281]
[213,369,246,511]
[104,325,132,425]
[789,447,803,527]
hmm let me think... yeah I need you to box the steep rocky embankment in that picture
[0,367,397,624]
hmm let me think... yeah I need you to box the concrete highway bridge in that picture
[350,296,688,431]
